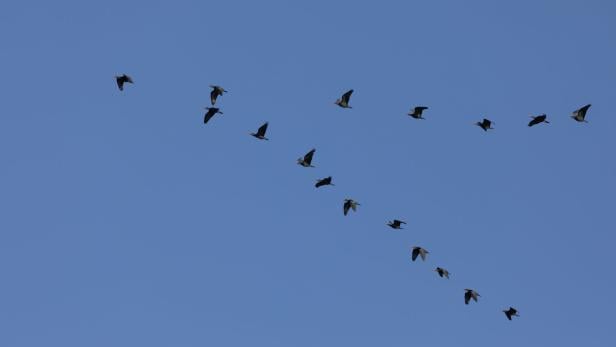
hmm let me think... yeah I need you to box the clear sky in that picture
[1,1,615,346]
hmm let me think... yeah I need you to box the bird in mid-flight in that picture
[464,289,480,305]
[387,219,406,229]
[503,307,519,320]
[411,246,429,261]
[343,199,360,215]
[315,176,334,188]
[335,89,353,108]
[476,118,494,131]
[408,106,429,119]
[203,107,223,124]
[528,114,549,127]
[115,74,133,91]
[434,267,450,279]
[251,122,269,140]
[210,85,227,105]
[297,149,316,167]
[571,104,591,123]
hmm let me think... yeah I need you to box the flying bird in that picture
[528,114,549,127]
[464,289,480,305]
[503,307,520,321]
[571,104,591,123]
[343,199,360,216]
[408,106,429,119]
[387,219,406,229]
[251,122,269,140]
[203,107,223,124]
[315,176,334,188]
[476,118,494,131]
[411,247,429,261]
[434,267,450,279]
[335,89,353,108]
[297,148,316,167]
[210,85,227,105]
[115,74,133,91]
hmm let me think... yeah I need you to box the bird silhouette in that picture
[572,104,591,123]
[411,247,429,261]
[503,307,519,320]
[251,122,269,140]
[335,89,353,108]
[343,199,360,216]
[115,74,133,91]
[210,85,227,105]
[297,148,316,167]
[387,219,406,229]
[408,106,429,119]
[528,114,549,127]
[203,107,223,124]
[464,289,480,305]
[476,118,494,131]
[434,267,450,279]
[315,176,334,188]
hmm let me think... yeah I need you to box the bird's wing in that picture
[204,109,215,123]
[210,89,218,105]
[342,89,353,103]
[304,149,315,164]
[464,292,471,304]
[116,78,124,90]
[343,201,350,215]
[411,248,419,261]
[258,122,268,136]
[125,75,133,83]
[419,249,427,260]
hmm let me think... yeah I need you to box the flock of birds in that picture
[115,73,594,322]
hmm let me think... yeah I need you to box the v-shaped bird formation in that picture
[116,75,594,322]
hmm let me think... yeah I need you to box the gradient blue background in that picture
[1,1,615,346]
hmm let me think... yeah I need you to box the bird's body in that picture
[335,89,353,108]
[411,247,429,261]
[464,289,480,305]
[315,176,334,188]
[203,107,223,123]
[435,267,450,279]
[387,219,406,229]
[115,74,133,91]
[343,199,360,216]
[210,85,227,105]
[251,122,269,140]
[503,307,519,320]
[572,104,591,123]
[528,114,549,127]
[408,106,428,119]
[298,149,316,167]
[476,118,494,131]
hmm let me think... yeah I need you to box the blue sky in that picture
[1,1,615,346]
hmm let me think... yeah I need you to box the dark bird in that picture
[210,85,227,105]
[411,247,429,261]
[387,219,406,229]
[203,107,223,124]
[464,289,480,305]
[572,104,591,123]
[335,89,353,108]
[115,74,133,91]
[528,114,549,127]
[503,307,520,321]
[343,199,360,216]
[251,122,269,140]
[434,267,450,279]
[315,176,334,188]
[476,118,494,131]
[408,106,429,119]
[297,148,316,167]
